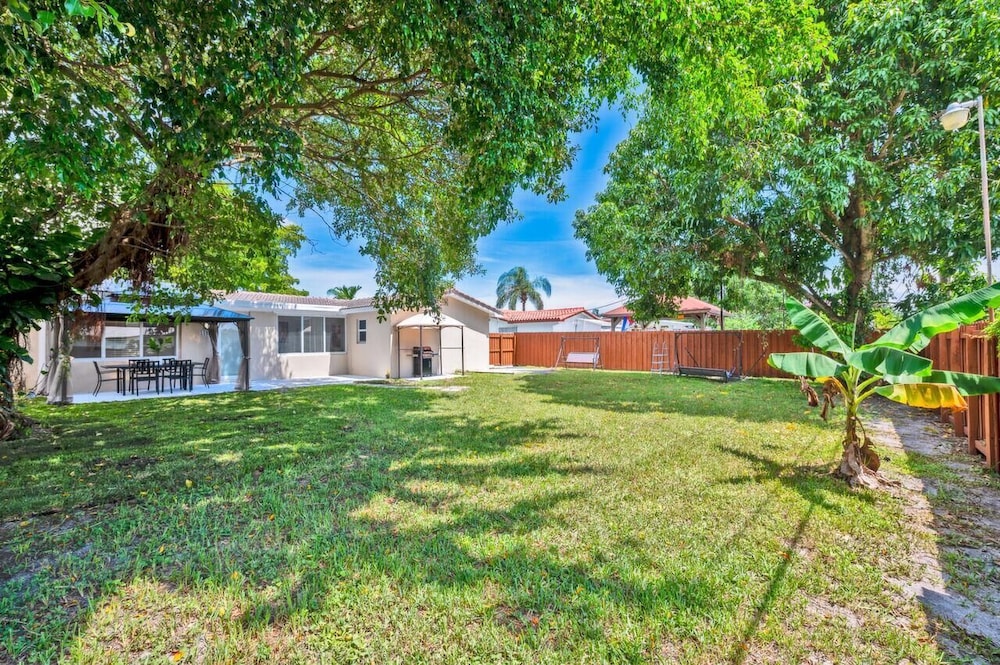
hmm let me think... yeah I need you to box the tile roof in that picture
[501,307,600,323]
[224,291,353,307]
[225,288,499,315]
[444,289,502,316]
[603,305,632,318]
[602,297,722,319]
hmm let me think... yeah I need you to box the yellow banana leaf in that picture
[875,383,968,411]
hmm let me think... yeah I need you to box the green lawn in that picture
[1,372,941,663]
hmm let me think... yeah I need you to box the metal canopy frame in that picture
[395,315,466,379]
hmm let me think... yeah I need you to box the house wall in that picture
[386,297,491,378]
[441,297,490,373]
[231,309,349,381]
[346,313,394,379]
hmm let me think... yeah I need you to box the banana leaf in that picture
[785,298,850,356]
[768,352,847,379]
[918,370,1000,396]
[875,383,968,410]
[869,283,1000,353]
[845,346,932,378]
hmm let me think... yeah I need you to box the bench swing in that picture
[674,330,743,382]
[555,336,602,370]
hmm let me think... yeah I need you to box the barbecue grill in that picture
[412,346,435,376]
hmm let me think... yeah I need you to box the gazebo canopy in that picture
[396,312,464,328]
[78,301,251,323]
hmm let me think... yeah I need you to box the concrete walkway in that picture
[50,375,383,405]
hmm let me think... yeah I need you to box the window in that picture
[278,316,302,354]
[357,319,367,344]
[326,318,345,353]
[69,321,176,359]
[104,322,142,358]
[303,316,325,353]
[498,326,517,333]
[277,315,347,353]
[143,324,176,357]
[70,322,103,358]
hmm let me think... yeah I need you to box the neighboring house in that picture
[604,296,723,331]
[21,288,500,395]
[489,307,610,333]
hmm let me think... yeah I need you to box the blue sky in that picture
[283,105,634,311]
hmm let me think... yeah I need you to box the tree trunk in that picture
[0,348,18,441]
[837,407,881,489]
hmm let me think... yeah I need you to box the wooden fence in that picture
[489,333,515,366]
[490,326,1000,472]
[490,330,803,378]
[924,323,1000,471]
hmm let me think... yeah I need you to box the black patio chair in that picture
[191,357,210,386]
[162,359,193,393]
[92,361,118,396]
[129,359,160,394]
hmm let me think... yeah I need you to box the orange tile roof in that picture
[501,307,600,323]
[603,297,721,319]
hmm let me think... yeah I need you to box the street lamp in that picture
[940,96,992,284]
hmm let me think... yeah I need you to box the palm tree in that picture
[326,285,362,299]
[495,267,552,310]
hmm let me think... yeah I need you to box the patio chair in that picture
[129,359,160,394]
[191,357,210,386]
[92,361,117,396]
[162,359,193,393]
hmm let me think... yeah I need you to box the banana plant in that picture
[768,284,1000,488]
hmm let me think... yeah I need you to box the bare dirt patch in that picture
[867,398,1000,663]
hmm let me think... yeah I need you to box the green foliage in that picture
[495,267,552,311]
[0,0,830,431]
[769,285,1000,479]
[327,285,362,300]
[576,0,1000,325]
[711,278,789,330]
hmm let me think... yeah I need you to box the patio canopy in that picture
[395,312,464,328]
[77,301,251,323]
[394,312,465,378]
[73,301,252,390]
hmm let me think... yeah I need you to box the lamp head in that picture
[940,102,971,131]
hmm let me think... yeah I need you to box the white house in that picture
[490,307,610,333]
[21,288,500,396]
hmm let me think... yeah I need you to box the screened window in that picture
[143,324,176,357]
[357,319,367,344]
[303,316,325,353]
[70,322,103,358]
[104,322,142,358]
[278,316,302,354]
[326,318,345,353]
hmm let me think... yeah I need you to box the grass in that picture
[0,371,946,663]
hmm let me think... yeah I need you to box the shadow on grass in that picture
[2,382,720,661]
[514,371,807,423]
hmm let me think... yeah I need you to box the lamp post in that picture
[940,96,992,284]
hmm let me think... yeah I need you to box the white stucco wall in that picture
[345,313,393,379]
[224,308,349,381]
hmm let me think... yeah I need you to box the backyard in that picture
[0,371,988,663]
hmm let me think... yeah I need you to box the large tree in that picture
[1,0,827,432]
[575,0,1000,327]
